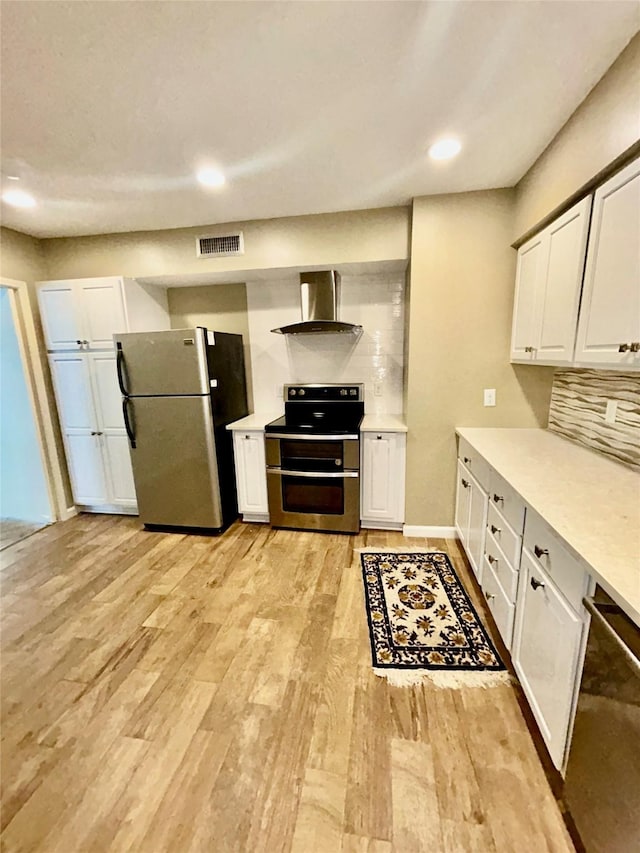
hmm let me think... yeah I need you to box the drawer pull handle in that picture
[461,479,469,489]
[463,456,471,464]
[631,342,640,353]
[484,592,495,602]
[490,524,501,535]
[619,343,630,353]
[534,545,549,559]
[493,494,504,504]
[530,576,545,591]
[487,555,497,565]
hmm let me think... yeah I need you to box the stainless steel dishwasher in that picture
[564,587,640,852]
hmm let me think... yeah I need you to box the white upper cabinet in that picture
[78,279,127,348]
[511,234,545,361]
[574,158,640,368]
[38,284,84,349]
[511,197,592,365]
[37,276,170,351]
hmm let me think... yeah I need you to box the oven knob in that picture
[290,389,296,396]
[298,389,306,396]
[350,389,357,396]
[340,388,347,396]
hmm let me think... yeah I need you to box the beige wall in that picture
[405,190,554,527]
[0,227,73,507]
[167,283,253,409]
[514,32,640,239]
[41,206,410,280]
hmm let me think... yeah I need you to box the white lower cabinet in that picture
[232,431,269,521]
[48,352,137,512]
[361,432,406,529]
[454,461,488,583]
[513,547,588,769]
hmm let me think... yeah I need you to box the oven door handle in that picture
[266,467,359,479]
[266,433,359,441]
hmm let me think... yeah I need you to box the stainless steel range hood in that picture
[271,271,362,335]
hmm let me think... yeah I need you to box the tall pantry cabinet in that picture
[38,276,170,513]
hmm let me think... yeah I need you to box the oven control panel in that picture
[285,384,363,402]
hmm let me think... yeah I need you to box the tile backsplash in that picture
[548,369,640,469]
[246,273,405,413]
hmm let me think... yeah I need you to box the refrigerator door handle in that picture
[116,342,129,396]
[122,397,136,449]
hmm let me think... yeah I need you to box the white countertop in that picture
[361,414,407,432]
[226,413,281,431]
[456,428,640,625]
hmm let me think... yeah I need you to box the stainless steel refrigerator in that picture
[113,327,248,533]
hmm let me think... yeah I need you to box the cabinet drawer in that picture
[481,557,515,650]
[487,501,522,569]
[458,437,490,491]
[523,510,590,612]
[488,469,526,534]
[484,529,519,602]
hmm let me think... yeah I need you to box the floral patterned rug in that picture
[361,551,508,687]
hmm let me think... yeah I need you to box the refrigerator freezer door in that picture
[127,395,223,529]
[114,328,210,396]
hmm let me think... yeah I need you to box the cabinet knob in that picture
[376,435,382,440]
[83,339,89,346]
[630,342,640,353]
[530,576,545,591]
[619,343,630,352]
[524,346,535,353]
[487,554,497,565]
[463,456,471,464]
[76,340,83,346]
[533,545,549,559]
[244,435,250,439]
[493,494,504,504]
[461,479,470,489]
[91,431,97,436]
[484,592,495,602]
[490,524,501,535]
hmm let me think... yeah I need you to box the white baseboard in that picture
[361,520,404,531]
[403,525,458,539]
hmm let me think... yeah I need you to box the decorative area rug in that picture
[361,551,509,688]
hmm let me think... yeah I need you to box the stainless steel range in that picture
[265,384,364,533]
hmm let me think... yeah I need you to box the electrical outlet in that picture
[484,388,496,407]
[373,381,383,397]
[605,400,618,424]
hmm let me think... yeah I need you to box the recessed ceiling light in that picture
[2,189,36,208]
[428,138,462,161]
[197,168,226,188]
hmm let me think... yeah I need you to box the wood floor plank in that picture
[0,516,575,853]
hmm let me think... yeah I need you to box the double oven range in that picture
[265,384,364,534]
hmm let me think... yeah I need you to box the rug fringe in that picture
[373,668,513,689]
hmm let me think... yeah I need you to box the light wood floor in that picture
[0,520,47,553]
[0,515,574,853]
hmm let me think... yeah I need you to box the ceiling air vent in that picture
[196,231,244,258]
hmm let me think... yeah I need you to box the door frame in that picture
[0,277,74,521]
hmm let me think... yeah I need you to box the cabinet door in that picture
[454,460,472,546]
[513,548,586,769]
[64,433,109,505]
[78,278,127,349]
[48,353,96,430]
[89,353,136,507]
[510,234,546,361]
[536,197,592,364]
[38,283,84,350]
[233,432,268,515]
[574,159,640,367]
[466,473,488,583]
[361,432,404,524]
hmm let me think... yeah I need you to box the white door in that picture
[234,432,268,515]
[64,433,109,505]
[574,159,640,367]
[78,278,127,349]
[89,352,136,507]
[454,460,472,547]
[510,234,546,361]
[361,433,402,523]
[513,549,585,769]
[466,473,488,583]
[38,283,84,350]
[536,197,592,364]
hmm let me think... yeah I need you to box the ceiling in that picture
[1,1,638,239]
